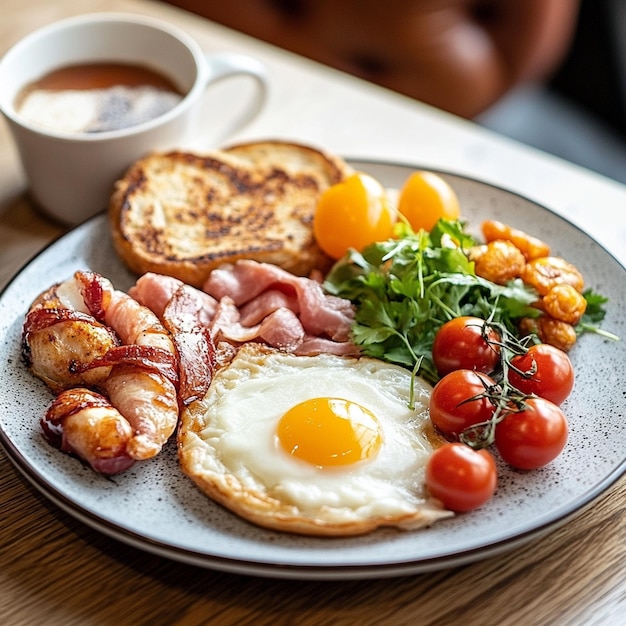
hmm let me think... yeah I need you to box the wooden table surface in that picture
[1,1,624,624]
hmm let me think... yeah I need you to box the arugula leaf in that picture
[324,219,611,384]
[576,289,619,340]
[580,289,608,325]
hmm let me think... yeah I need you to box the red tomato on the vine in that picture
[429,369,497,438]
[507,343,574,406]
[432,316,501,377]
[495,397,568,470]
[425,442,497,512]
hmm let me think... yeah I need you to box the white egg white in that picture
[178,343,453,536]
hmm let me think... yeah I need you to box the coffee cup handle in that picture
[200,51,268,141]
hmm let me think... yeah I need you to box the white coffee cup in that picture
[0,13,268,225]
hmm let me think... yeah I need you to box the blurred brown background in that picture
[165,0,626,183]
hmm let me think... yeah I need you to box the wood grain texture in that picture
[0,451,624,626]
[1,1,624,624]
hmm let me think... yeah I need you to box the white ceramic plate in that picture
[1,160,624,580]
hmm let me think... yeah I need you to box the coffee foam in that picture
[17,85,182,133]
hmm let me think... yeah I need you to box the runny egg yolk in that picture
[277,397,382,468]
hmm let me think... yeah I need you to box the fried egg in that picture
[178,343,452,536]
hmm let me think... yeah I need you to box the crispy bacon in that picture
[42,388,135,475]
[77,344,179,386]
[162,285,216,406]
[74,270,110,320]
[23,307,102,334]
[22,305,120,393]
[130,274,218,404]
[25,270,181,470]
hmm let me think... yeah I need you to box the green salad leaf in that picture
[577,290,619,340]
[324,219,613,384]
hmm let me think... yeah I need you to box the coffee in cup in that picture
[0,13,268,225]
[15,62,184,134]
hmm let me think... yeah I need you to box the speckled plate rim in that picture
[1,159,624,580]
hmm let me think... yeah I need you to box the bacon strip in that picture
[203,260,356,345]
[210,297,305,350]
[77,344,179,386]
[238,289,299,326]
[74,270,110,321]
[162,285,216,406]
[295,336,361,357]
[23,307,102,334]
[129,262,358,359]
[42,388,135,475]
[129,273,217,323]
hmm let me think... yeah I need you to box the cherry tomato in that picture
[425,442,497,512]
[495,397,568,470]
[397,170,460,232]
[507,343,575,405]
[429,370,497,438]
[432,316,501,376]
[314,172,396,259]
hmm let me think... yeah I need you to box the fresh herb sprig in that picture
[324,219,613,384]
[577,290,620,341]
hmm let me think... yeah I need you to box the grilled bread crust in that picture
[108,140,353,287]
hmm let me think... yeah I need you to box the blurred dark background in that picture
[478,0,626,183]
[551,0,625,143]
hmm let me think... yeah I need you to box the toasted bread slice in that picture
[108,140,352,288]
